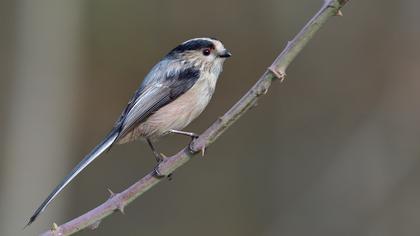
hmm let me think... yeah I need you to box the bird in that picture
[26,37,231,226]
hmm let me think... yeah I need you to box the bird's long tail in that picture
[26,130,119,227]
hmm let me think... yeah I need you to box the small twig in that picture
[40,1,349,235]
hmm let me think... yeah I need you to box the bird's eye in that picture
[203,48,211,56]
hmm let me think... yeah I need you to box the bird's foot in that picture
[153,154,173,180]
[154,164,164,177]
[153,164,174,181]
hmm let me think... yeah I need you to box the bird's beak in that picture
[219,50,232,58]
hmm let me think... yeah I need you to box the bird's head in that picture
[168,37,231,69]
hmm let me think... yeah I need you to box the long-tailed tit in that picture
[27,37,231,225]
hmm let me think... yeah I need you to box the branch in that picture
[41,1,349,235]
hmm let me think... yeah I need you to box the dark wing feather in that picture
[116,63,200,139]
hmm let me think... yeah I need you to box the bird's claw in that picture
[153,157,173,180]
[154,164,165,177]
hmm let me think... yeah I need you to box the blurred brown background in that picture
[2,0,420,235]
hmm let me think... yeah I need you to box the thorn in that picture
[89,220,101,230]
[336,10,343,16]
[252,101,258,108]
[117,204,125,214]
[107,188,116,198]
[160,153,167,158]
[201,146,206,157]
[262,87,269,95]
[51,222,59,231]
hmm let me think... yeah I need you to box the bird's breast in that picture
[119,72,218,142]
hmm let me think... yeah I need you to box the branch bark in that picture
[41,0,349,235]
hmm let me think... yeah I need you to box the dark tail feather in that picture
[25,130,119,227]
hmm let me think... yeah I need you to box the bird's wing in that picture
[116,63,200,139]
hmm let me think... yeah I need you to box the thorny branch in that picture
[41,0,350,235]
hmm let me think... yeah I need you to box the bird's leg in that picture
[147,138,164,163]
[147,138,173,179]
[169,129,201,156]
[169,129,199,140]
